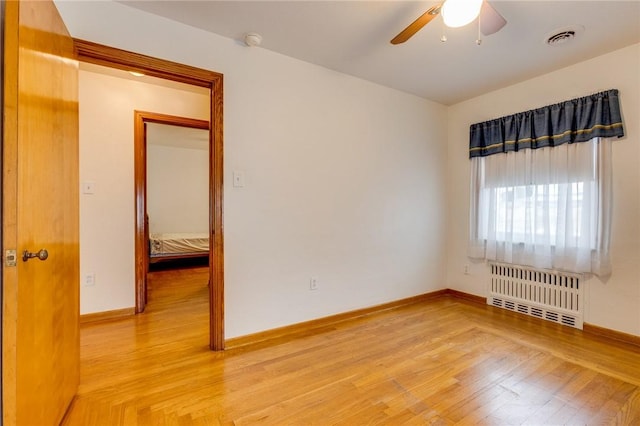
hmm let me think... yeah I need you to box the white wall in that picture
[79,69,209,314]
[147,143,209,234]
[447,44,640,336]
[63,2,640,339]
[62,1,449,336]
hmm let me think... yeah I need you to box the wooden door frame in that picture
[74,39,225,351]
[134,112,210,313]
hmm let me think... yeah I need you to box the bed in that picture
[145,213,209,265]
[148,232,210,264]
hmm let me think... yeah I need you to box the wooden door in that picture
[2,1,79,425]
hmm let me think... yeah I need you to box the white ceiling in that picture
[147,122,209,151]
[78,62,209,151]
[119,1,640,105]
[79,62,209,96]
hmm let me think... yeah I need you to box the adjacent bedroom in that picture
[146,122,210,270]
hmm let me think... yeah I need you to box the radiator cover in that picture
[487,263,584,329]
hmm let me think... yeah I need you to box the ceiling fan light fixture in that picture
[441,0,483,28]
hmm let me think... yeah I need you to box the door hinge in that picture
[5,249,17,267]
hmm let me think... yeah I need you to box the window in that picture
[467,90,623,276]
[482,181,593,247]
[469,138,612,276]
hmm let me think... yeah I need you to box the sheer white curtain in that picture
[468,137,612,276]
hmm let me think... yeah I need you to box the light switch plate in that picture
[82,181,96,194]
[233,171,245,188]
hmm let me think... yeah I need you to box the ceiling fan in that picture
[391,0,507,45]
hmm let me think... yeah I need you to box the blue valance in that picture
[469,89,624,158]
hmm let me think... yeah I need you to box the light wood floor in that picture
[63,267,640,425]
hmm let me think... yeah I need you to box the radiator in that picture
[487,263,584,329]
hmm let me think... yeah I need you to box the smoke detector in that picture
[545,25,584,46]
[244,33,262,47]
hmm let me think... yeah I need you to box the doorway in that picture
[75,39,225,350]
[135,112,210,311]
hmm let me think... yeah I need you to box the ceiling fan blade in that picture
[391,5,441,45]
[480,1,507,36]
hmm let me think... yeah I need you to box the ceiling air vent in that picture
[547,31,575,45]
[545,25,584,47]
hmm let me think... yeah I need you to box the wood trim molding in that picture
[225,290,449,349]
[133,111,146,314]
[584,323,640,349]
[445,289,487,305]
[80,308,135,325]
[210,69,225,352]
[74,39,225,351]
[226,288,640,351]
[447,289,640,348]
[133,111,209,314]
[74,39,216,87]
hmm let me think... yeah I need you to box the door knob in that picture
[22,249,48,262]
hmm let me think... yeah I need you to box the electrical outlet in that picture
[464,264,470,275]
[309,277,318,291]
[84,273,96,287]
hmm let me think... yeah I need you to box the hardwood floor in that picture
[63,267,640,425]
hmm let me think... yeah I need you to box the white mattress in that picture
[149,232,209,256]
